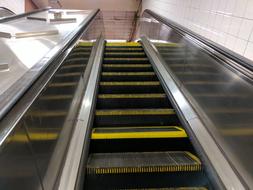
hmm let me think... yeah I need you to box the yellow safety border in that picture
[106,42,141,46]
[91,126,187,139]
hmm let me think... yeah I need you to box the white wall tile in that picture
[238,19,253,40]
[244,42,253,59]
[233,38,247,55]
[228,17,242,36]
[245,0,253,19]
[233,0,248,17]
[142,0,253,61]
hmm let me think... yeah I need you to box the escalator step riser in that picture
[90,138,192,153]
[104,58,149,64]
[85,172,207,190]
[101,72,158,81]
[97,97,171,109]
[95,115,180,127]
[104,53,146,58]
[99,85,164,94]
[102,66,153,72]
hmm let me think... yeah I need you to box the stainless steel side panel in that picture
[141,36,245,190]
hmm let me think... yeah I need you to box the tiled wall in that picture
[0,0,25,14]
[142,0,253,61]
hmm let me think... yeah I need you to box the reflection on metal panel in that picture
[0,123,43,190]
[140,11,253,188]
[84,11,136,40]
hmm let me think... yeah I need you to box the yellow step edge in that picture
[105,52,145,55]
[98,93,166,99]
[106,48,143,50]
[49,82,77,87]
[91,126,187,139]
[56,72,82,77]
[95,109,175,116]
[103,64,151,68]
[40,95,73,100]
[106,42,141,46]
[100,81,160,86]
[102,72,155,76]
[104,58,148,61]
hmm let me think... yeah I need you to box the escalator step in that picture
[98,93,166,98]
[100,81,160,86]
[105,52,146,57]
[101,72,158,81]
[97,93,170,109]
[96,109,175,116]
[104,57,149,63]
[91,126,187,139]
[87,151,201,175]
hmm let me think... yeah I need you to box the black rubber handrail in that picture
[144,9,253,72]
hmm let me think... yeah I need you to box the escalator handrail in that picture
[143,9,253,73]
[0,9,100,121]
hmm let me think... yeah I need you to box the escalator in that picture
[84,42,212,189]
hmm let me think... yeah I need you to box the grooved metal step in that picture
[87,151,201,175]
